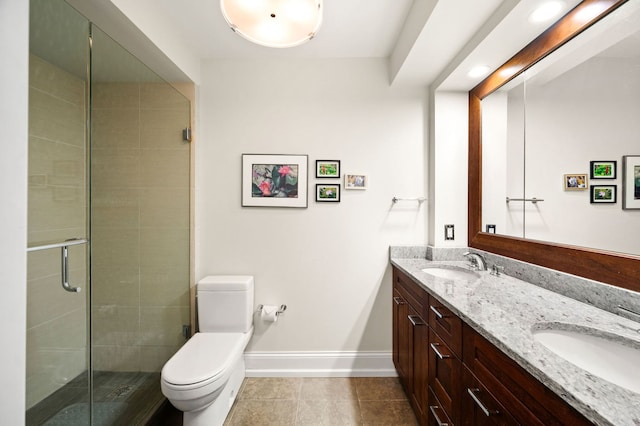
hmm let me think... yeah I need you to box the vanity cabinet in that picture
[393,268,429,424]
[391,266,592,426]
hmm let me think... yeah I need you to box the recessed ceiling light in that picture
[529,1,566,24]
[468,65,491,78]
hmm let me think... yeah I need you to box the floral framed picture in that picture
[344,174,367,190]
[316,160,340,178]
[316,184,340,202]
[563,174,588,190]
[622,155,640,210]
[242,154,308,208]
[590,161,616,179]
[590,185,616,204]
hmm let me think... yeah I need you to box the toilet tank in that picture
[197,275,254,333]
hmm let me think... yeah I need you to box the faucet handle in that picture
[490,264,505,276]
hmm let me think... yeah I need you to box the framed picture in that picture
[345,174,367,190]
[316,160,340,178]
[622,155,640,210]
[590,161,616,179]
[563,174,588,190]
[242,154,308,208]
[590,185,616,204]
[316,184,340,202]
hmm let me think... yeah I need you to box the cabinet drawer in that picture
[462,366,518,426]
[428,328,461,424]
[428,388,454,426]
[428,295,462,358]
[462,324,591,426]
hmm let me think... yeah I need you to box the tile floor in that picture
[222,377,418,426]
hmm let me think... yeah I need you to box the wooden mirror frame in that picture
[468,0,639,292]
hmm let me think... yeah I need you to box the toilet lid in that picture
[162,331,251,386]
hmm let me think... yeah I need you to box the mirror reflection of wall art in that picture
[316,160,340,178]
[564,174,588,190]
[345,174,367,190]
[242,154,308,208]
[590,161,616,179]
[622,155,640,210]
[590,185,616,204]
[316,184,340,202]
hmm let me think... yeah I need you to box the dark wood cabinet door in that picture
[462,366,518,426]
[410,311,428,424]
[428,328,462,425]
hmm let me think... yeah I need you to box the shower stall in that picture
[25,0,191,424]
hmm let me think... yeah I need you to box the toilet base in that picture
[183,356,246,426]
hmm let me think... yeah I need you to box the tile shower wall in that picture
[91,81,190,372]
[26,54,88,408]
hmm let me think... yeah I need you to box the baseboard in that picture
[244,351,396,377]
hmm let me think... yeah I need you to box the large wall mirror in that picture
[469,0,639,292]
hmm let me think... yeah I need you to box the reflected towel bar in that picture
[506,197,544,204]
[392,197,426,204]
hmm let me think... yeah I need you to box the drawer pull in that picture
[467,387,499,417]
[429,405,449,426]
[393,297,406,305]
[408,315,425,326]
[430,305,448,319]
[430,342,451,359]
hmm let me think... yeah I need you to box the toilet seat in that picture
[162,330,253,392]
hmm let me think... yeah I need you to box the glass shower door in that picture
[26,0,91,424]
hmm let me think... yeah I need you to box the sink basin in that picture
[532,325,640,393]
[421,266,479,281]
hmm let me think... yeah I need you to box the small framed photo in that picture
[590,161,616,179]
[622,155,640,210]
[564,174,588,190]
[345,174,367,190]
[316,160,340,178]
[242,154,308,208]
[590,185,616,204]
[316,184,340,202]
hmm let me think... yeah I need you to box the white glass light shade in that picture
[220,0,322,48]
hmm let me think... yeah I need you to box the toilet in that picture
[161,275,254,426]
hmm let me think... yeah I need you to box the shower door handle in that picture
[61,245,81,293]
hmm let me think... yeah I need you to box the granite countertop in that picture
[390,256,640,426]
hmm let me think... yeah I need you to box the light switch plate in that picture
[444,224,455,241]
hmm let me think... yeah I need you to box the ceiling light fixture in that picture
[220,0,323,48]
[529,1,566,24]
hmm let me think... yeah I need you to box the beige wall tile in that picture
[25,348,86,409]
[139,306,189,346]
[140,108,190,150]
[90,228,139,270]
[91,188,140,229]
[92,345,140,372]
[140,264,189,307]
[140,83,190,109]
[29,136,86,187]
[28,185,86,234]
[140,227,189,268]
[91,108,140,150]
[139,187,189,229]
[92,83,139,109]
[29,89,85,146]
[91,266,140,306]
[139,345,182,372]
[92,305,140,346]
[29,54,86,108]
[91,148,140,188]
[27,273,86,328]
[140,149,189,188]
[27,308,87,349]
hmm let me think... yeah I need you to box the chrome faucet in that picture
[463,252,487,271]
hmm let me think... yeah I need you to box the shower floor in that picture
[26,371,164,426]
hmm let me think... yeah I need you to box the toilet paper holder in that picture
[258,304,287,316]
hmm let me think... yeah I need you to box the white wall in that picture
[430,91,469,246]
[196,58,426,359]
[0,0,29,422]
